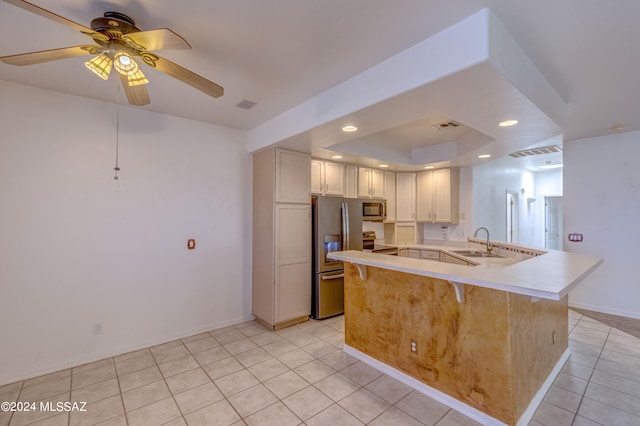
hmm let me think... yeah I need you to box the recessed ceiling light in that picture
[379,164,389,168]
[342,125,358,132]
[331,155,343,159]
[499,120,518,127]
[478,154,492,159]
[539,164,563,170]
[424,166,435,169]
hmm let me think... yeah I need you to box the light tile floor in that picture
[1,310,639,425]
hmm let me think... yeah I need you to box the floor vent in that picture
[431,121,460,130]
[509,145,562,158]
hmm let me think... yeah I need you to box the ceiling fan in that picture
[0,0,224,106]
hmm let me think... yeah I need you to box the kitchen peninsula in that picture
[328,242,601,426]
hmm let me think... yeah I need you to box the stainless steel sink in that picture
[451,250,505,258]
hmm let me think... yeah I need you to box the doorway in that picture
[506,190,519,243]
[544,196,563,250]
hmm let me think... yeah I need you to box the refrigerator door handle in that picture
[341,202,347,250]
[343,202,350,249]
[321,273,344,280]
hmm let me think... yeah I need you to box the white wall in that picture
[470,157,563,248]
[0,81,253,385]
[471,156,536,245]
[565,131,640,319]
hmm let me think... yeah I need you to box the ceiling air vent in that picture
[236,99,257,110]
[431,121,460,130]
[509,145,563,158]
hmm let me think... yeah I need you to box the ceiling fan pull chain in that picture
[114,77,121,180]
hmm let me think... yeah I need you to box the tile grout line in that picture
[569,316,611,426]
[113,359,129,426]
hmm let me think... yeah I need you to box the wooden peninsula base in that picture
[343,263,569,426]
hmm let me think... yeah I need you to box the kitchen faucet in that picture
[473,227,493,255]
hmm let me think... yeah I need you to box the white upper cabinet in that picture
[311,160,323,194]
[384,172,396,222]
[357,168,371,198]
[311,160,345,196]
[396,173,416,221]
[433,168,457,223]
[416,168,459,223]
[416,171,433,222]
[276,149,311,204]
[345,165,358,198]
[358,167,385,198]
[324,161,345,196]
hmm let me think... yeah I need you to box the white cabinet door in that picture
[384,172,396,222]
[345,165,358,198]
[416,171,433,222]
[358,168,371,198]
[276,149,310,204]
[275,204,311,323]
[396,173,416,221]
[396,223,416,244]
[311,160,323,194]
[421,250,440,261]
[433,168,459,223]
[371,169,385,199]
[323,161,345,196]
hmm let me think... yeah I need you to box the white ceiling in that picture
[2,0,639,171]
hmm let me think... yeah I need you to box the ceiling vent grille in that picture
[509,145,563,158]
[236,99,257,110]
[431,121,460,130]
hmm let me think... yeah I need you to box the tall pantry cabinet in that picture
[253,148,311,330]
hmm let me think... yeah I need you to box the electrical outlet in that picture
[411,341,417,353]
[93,323,103,335]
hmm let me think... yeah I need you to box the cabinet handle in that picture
[321,273,344,280]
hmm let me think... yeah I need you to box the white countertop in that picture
[328,244,602,300]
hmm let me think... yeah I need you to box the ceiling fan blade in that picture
[0,45,100,66]
[3,0,108,41]
[118,73,150,106]
[124,29,191,51]
[149,55,224,98]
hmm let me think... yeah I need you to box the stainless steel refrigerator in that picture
[311,196,363,319]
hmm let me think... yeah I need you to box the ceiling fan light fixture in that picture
[114,51,148,86]
[85,53,113,80]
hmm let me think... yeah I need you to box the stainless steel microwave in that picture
[362,200,386,221]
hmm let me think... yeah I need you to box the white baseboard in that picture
[569,302,640,320]
[343,345,569,426]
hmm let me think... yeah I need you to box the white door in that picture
[545,196,563,250]
[506,191,518,243]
